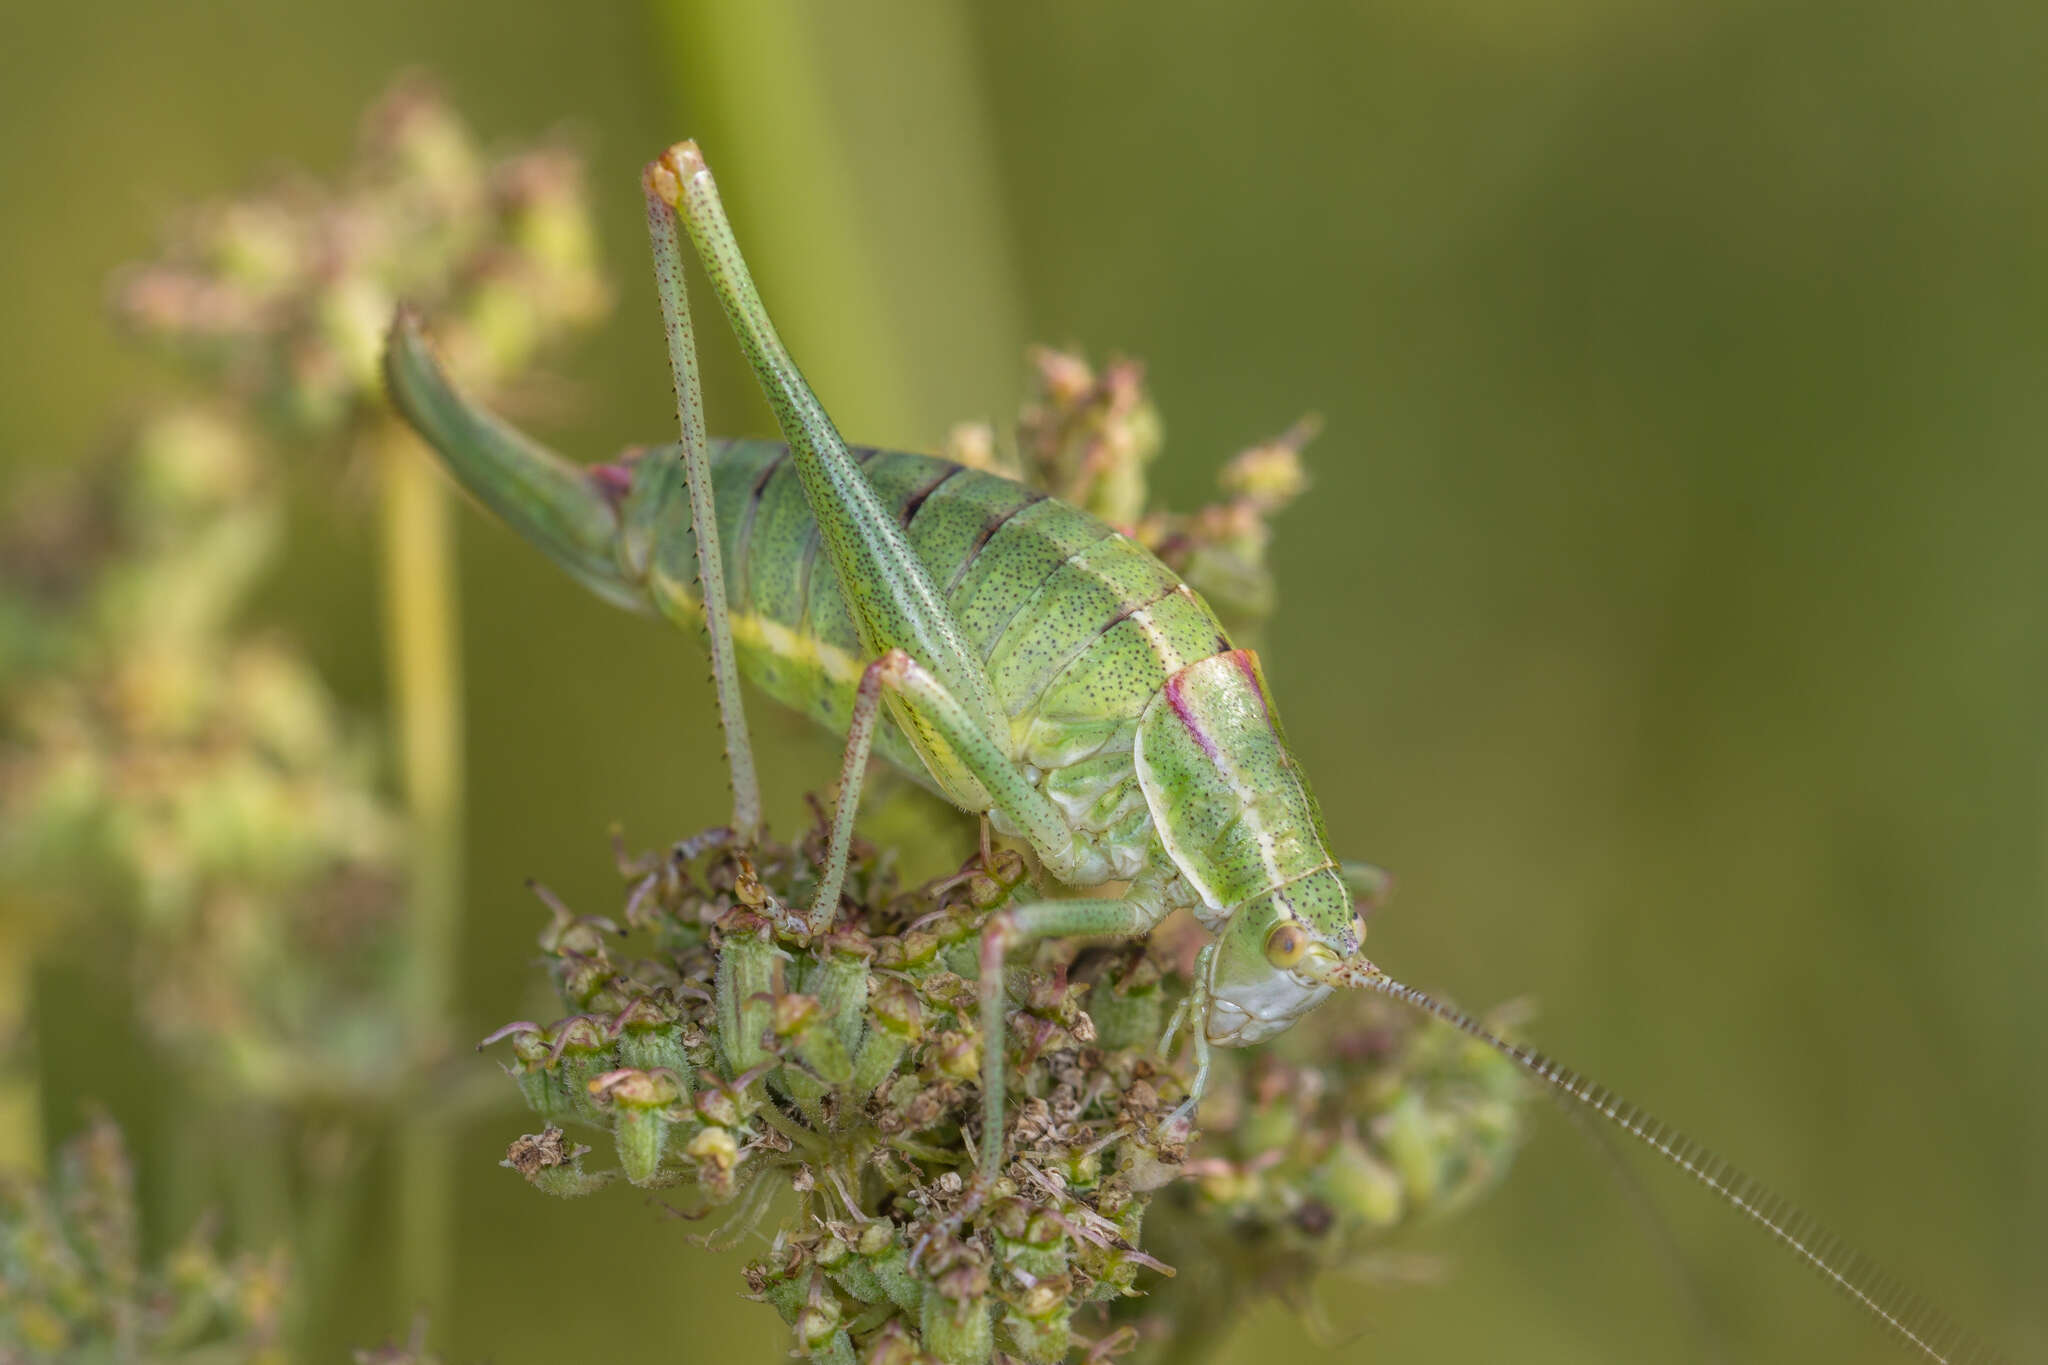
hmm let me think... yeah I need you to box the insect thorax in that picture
[1131,650,1349,932]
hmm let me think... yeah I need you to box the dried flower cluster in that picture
[489,820,1182,1365]
[946,348,1314,637]
[0,1115,289,1363]
[1122,1001,1529,1361]
[487,816,1528,1365]
[5,75,616,1111]
[113,76,607,435]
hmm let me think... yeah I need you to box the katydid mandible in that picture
[384,140,1996,1364]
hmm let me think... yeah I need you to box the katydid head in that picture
[1204,867,1364,1045]
[1130,648,1371,1044]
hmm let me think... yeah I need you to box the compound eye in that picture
[1264,921,1310,969]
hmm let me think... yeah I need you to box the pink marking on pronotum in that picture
[1163,667,1220,760]
[1230,648,1272,718]
[589,460,635,506]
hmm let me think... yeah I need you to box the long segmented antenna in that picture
[1325,960,2003,1365]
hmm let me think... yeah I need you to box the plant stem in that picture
[0,944,39,1172]
[375,417,463,1317]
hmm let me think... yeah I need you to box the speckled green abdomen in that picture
[619,440,1238,881]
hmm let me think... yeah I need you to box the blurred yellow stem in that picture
[375,418,462,1316]
[0,945,39,1172]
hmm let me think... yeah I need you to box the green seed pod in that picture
[555,954,617,1011]
[531,1162,615,1198]
[715,912,780,1077]
[988,1199,1069,1280]
[829,1248,885,1306]
[876,929,942,972]
[814,1234,853,1273]
[615,1102,669,1185]
[928,1030,980,1083]
[795,1297,840,1353]
[759,1261,808,1322]
[862,1321,933,1365]
[1311,1132,1405,1230]
[614,997,693,1084]
[940,942,980,979]
[864,1235,924,1314]
[968,849,1029,910]
[1070,1198,1148,1299]
[685,1125,742,1203]
[997,1275,1072,1365]
[852,977,923,1093]
[593,1068,682,1186]
[617,1022,692,1083]
[777,992,854,1087]
[693,1084,740,1129]
[815,929,875,1055]
[1058,1146,1102,1192]
[504,1030,562,1118]
[810,1330,857,1365]
[919,1261,992,1365]
[1379,1089,1443,1210]
[549,1016,617,1126]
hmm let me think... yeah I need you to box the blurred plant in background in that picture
[115,71,609,1313]
[0,1114,289,1364]
[0,404,402,1102]
[476,367,1527,1365]
[113,74,607,431]
[0,76,607,1349]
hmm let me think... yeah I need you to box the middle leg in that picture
[906,889,1170,1263]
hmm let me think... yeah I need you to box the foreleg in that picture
[975,894,1171,1177]
[807,650,1079,934]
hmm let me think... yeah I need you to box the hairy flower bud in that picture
[1313,1131,1405,1231]
[918,1248,992,1365]
[590,1069,682,1186]
[502,1126,612,1199]
[715,915,781,1076]
[927,1030,981,1083]
[997,1273,1073,1364]
[612,997,692,1080]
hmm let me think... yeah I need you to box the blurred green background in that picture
[4,1,2042,1361]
